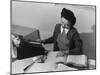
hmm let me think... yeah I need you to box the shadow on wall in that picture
[80,25,96,59]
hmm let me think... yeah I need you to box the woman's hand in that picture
[56,50,69,57]
[64,50,69,54]
[56,51,64,57]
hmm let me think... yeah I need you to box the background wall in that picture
[12,1,96,59]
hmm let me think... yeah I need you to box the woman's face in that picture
[61,17,71,29]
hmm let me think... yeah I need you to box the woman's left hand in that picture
[56,51,64,57]
[64,50,69,54]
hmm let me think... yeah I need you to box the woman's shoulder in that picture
[70,27,79,34]
[68,27,79,38]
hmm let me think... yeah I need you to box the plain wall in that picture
[12,1,96,59]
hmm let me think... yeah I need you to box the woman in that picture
[41,8,83,55]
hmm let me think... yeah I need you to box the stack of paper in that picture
[88,59,96,69]
[45,51,67,64]
[25,62,57,73]
[45,51,59,63]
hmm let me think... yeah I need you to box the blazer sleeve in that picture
[69,31,83,55]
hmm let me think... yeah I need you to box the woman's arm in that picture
[42,36,54,44]
[69,31,83,55]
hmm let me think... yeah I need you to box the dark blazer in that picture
[44,24,83,55]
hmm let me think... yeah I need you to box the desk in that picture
[12,58,33,74]
[12,52,96,74]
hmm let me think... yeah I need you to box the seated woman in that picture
[41,8,83,56]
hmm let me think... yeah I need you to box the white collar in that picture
[61,25,69,34]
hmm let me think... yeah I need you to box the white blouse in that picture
[60,25,69,34]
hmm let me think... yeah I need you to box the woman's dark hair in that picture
[61,8,76,26]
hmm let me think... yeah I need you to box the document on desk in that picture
[66,55,88,68]
[12,58,33,74]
